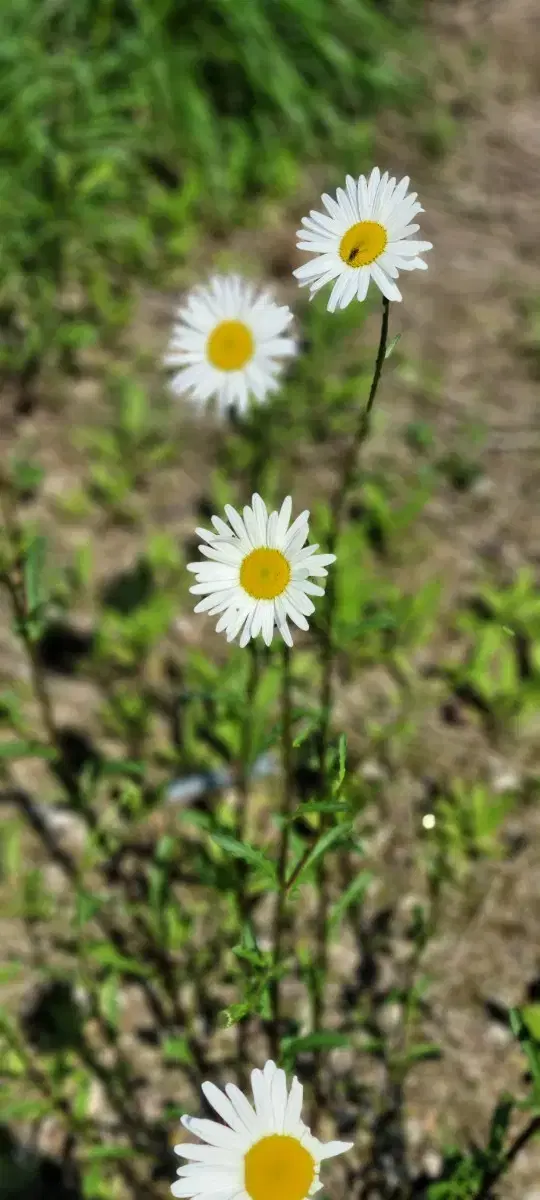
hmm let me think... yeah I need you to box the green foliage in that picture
[0,0,419,378]
[424,780,516,884]
[447,568,540,732]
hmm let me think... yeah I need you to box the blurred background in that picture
[1,0,540,1196]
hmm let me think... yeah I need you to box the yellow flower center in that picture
[239,547,291,600]
[244,1134,316,1200]
[207,319,254,371]
[339,220,387,268]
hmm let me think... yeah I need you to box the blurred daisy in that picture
[294,168,432,310]
[187,493,335,648]
[172,1058,353,1200]
[164,275,297,413]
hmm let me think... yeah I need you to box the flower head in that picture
[164,275,297,413]
[172,1059,353,1200]
[187,494,335,648]
[294,168,432,310]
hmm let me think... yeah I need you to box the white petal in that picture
[190,580,238,595]
[286,526,312,559]
[283,1077,304,1133]
[281,596,310,631]
[224,504,249,544]
[211,515,236,538]
[193,589,239,614]
[317,1140,354,1160]
[388,238,432,256]
[201,1082,252,1135]
[274,598,292,639]
[172,1180,238,1200]
[270,1068,288,1131]
[174,1145,239,1165]
[292,578,325,596]
[283,512,310,552]
[356,269,371,302]
[261,604,275,646]
[286,586,315,617]
[172,1180,235,1198]
[275,496,293,544]
[338,271,360,309]
[321,192,342,220]
[242,502,260,547]
[198,545,243,564]
[251,1068,273,1129]
[180,1117,245,1150]
[175,1169,239,1184]
[327,271,352,314]
[266,511,279,548]
[369,262,402,303]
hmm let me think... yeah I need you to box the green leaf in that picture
[162,1036,194,1065]
[208,832,276,880]
[0,823,21,881]
[72,1072,93,1122]
[99,975,120,1028]
[280,1030,350,1069]
[385,333,401,360]
[221,1001,251,1027]
[282,1031,350,1052]
[398,1041,441,1066]
[0,740,54,760]
[291,798,349,816]
[330,733,347,796]
[155,834,176,864]
[0,962,23,984]
[82,1164,108,1199]
[522,1004,540,1042]
[329,869,373,930]
[0,1097,51,1121]
[87,943,150,977]
[23,534,47,617]
[75,890,104,929]
[290,822,354,886]
[487,1094,514,1158]
[84,1144,136,1161]
[511,1008,540,1095]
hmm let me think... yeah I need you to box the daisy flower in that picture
[293,168,432,311]
[171,1058,353,1200]
[164,275,297,413]
[187,493,335,649]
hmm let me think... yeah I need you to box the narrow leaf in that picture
[329,869,373,930]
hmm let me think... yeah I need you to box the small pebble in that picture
[422,1149,443,1179]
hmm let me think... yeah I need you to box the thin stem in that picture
[311,297,390,1119]
[473,1115,540,1200]
[269,641,294,1062]
[234,640,260,1085]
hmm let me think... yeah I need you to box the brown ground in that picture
[2,0,540,1195]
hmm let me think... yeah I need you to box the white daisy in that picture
[172,1059,353,1200]
[187,493,336,649]
[164,275,297,413]
[293,167,432,311]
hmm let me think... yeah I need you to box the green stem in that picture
[235,640,260,1085]
[474,1115,540,1199]
[269,642,293,1061]
[311,297,390,1120]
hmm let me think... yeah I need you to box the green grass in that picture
[0,0,420,380]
